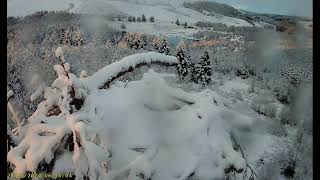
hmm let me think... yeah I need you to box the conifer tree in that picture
[120,24,126,29]
[191,51,212,86]
[176,48,191,80]
[158,38,170,55]
[149,16,155,22]
[175,19,180,25]
[142,14,146,22]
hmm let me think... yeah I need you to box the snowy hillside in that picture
[8,0,275,39]
[7,0,84,17]
[8,0,252,27]
[73,0,251,26]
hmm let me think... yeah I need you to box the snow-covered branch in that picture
[82,52,178,89]
[7,89,14,102]
[7,89,22,135]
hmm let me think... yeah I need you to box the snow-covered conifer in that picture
[152,37,161,50]
[158,38,170,55]
[176,47,191,81]
[191,51,212,86]
[175,19,180,25]
[149,16,155,22]
[120,24,126,29]
[141,14,146,22]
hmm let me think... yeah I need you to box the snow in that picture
[70,69,254,179]
[7,0,75,17]
[30,84,45,102]
[82,52,178,90]
[7,122,72,173]
[7,0,249,27]
[7,89,14,101]
[8,0,254,40]
[7,44,296,179]
[218,77,250,94]
[10,55,262,178]
[101,0,253,36]
[31,74,44,89]
[8,63,292,180]
[55,47,65,62]
[95,0,252,26]
[30,74,46,102]
[79,70,88,79]
[52,151,74,173]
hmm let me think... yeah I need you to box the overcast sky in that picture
[210,0,313,17]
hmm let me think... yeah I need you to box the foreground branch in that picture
[230,132,258,180]
[82,52,178,90]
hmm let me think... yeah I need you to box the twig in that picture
[230,132,258,180]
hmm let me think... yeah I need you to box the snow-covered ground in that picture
[91,0,251,26]
[72,0,254,36]
[7,0,84,17]
[9,0,251,27]
[8,50,296,179]
[8,0,253,37]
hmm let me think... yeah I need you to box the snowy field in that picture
[7,0,84,17]
[8,0,253,37]
[9,0,249,28]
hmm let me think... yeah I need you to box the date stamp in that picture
[8,172,73,179]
